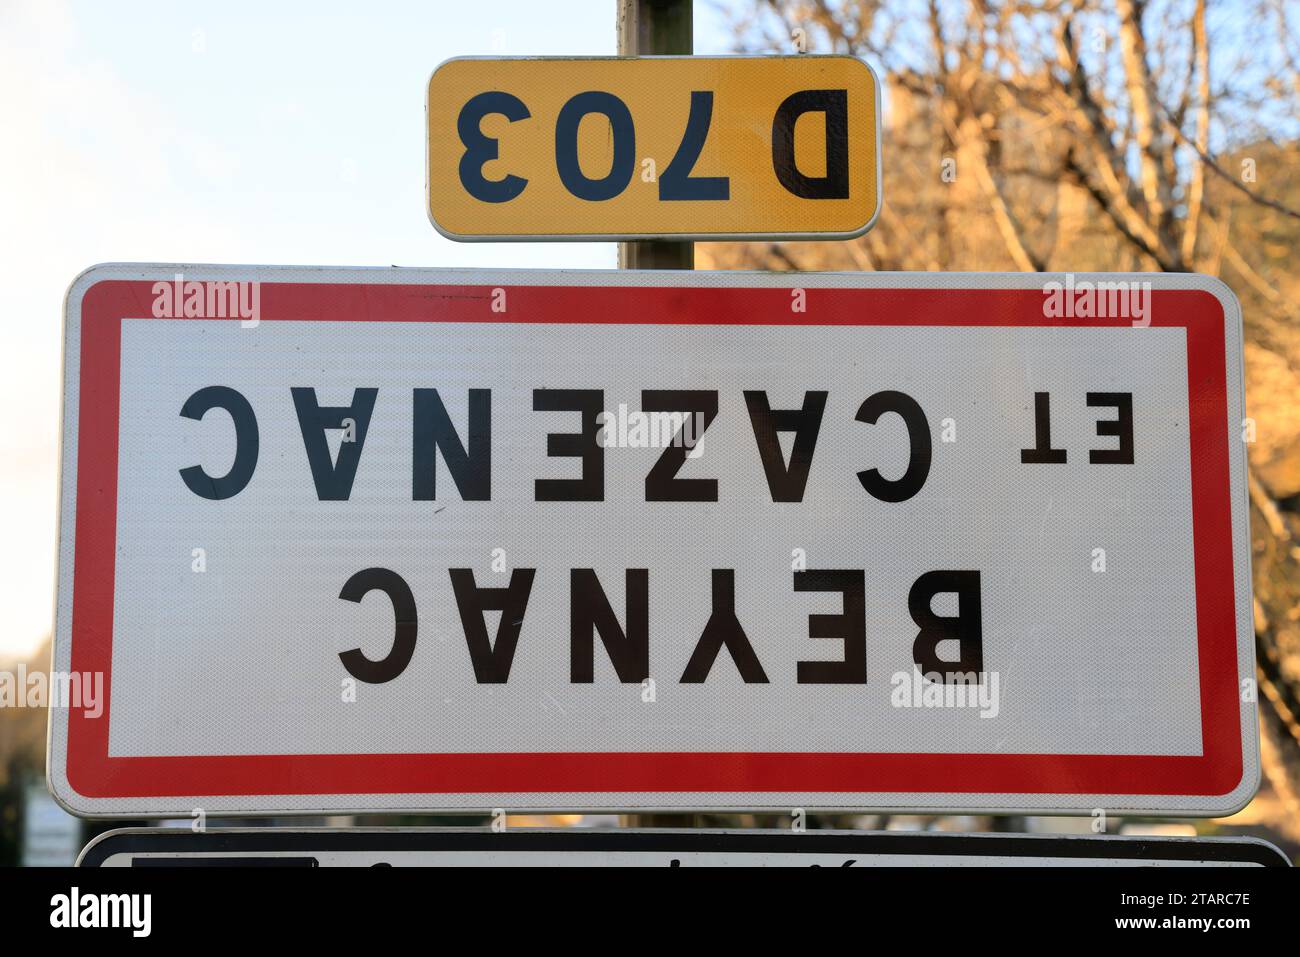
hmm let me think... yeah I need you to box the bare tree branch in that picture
[1181,0,1210,265]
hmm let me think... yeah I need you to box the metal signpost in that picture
[618,0,695,269]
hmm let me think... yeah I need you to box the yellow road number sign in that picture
[426,56,882,241]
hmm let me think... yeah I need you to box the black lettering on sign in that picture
[659,91,730,201]
[412,388,492,501]
[1087,392,1134,464]
[292,387,378,501]
[555,91,636,201]
[570,569,650,683]
[534,388,605,501]
[795,570,866,684]
[449,568,536,684]
[680,570,769,683]
[855,390,931,502]
[457,91,530,203]
[179,385,259,500]
[744,390,827,502]
[771,89,849,199]
[1021,391,1068,464]
[909,570,983,680]
[643,389,719,502]
[338,568,418,684]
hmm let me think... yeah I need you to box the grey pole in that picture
[617,0,694,270]
[617,0,696,830]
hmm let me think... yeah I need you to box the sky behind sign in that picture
[0,0,735,660]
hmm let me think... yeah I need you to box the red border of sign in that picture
[65,280,1242,799]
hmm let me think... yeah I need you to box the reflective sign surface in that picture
[425,56,882,240]
[51,266,1254,817]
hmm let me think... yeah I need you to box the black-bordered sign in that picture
[78,828,1290,867]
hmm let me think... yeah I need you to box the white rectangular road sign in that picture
[51,265,1256,817]
[78,829,1290,868]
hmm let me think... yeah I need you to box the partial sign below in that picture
[51,266,1255,817]
[22,784,81,867]
[425,55,882,240]
[78,828,1289,867]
